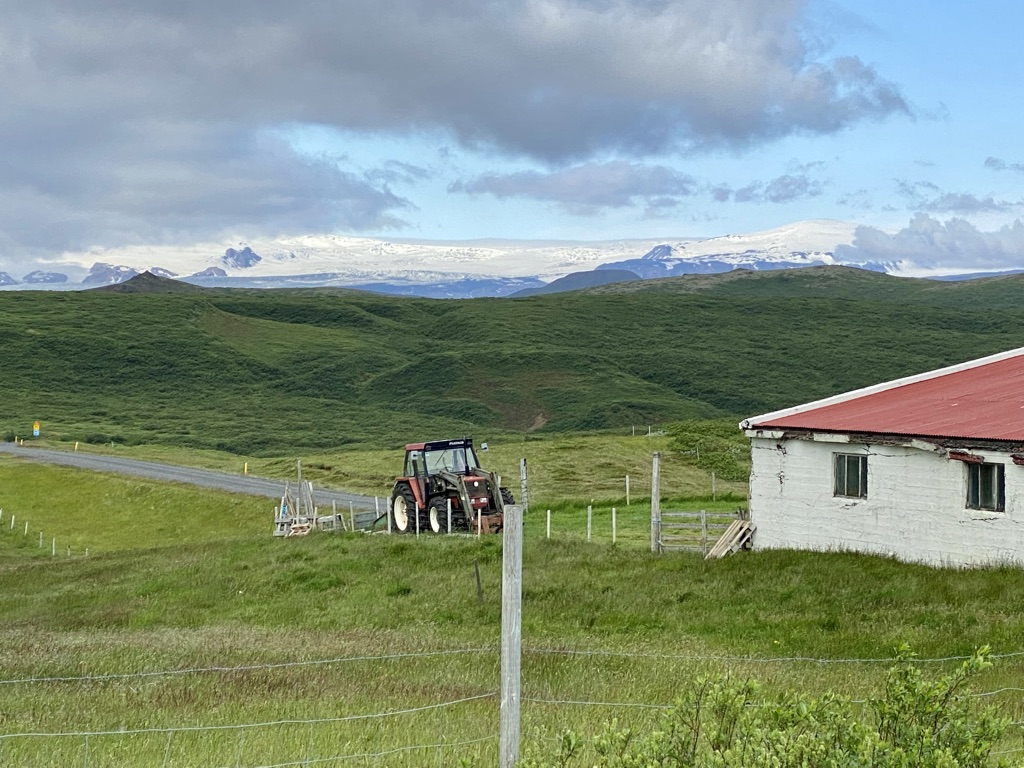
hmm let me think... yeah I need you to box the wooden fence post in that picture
[587,505,592,542]
[612,507,617,544]
[499,505,523,768]
[651,452,662,554]
[519,458,529,515]
[626,475,630,506]
[546,509,551,539]
[447,497,452,534]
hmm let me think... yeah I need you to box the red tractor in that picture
[389,438,513,534]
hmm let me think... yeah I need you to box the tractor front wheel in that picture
[428,497,450,534]
[390,485,418,534]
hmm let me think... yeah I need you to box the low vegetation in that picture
[523,648,1010,767]
[3,267,1024,454]
[0,463,1023,765]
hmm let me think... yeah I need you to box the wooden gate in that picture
[659,509,741,555]
[649,451,754,557]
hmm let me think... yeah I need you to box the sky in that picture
[2,0,1024,275]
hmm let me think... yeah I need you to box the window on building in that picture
[834,453,868,498]
[966,462,1004,512]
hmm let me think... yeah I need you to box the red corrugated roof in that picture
[745,348,1024,441]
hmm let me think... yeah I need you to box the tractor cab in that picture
[404,438,481,477]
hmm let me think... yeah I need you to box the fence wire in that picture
[4,643,1022,689]
[0,646,498,686]
[221,735,498,768]
[0,692,497,741]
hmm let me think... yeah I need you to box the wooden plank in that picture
[705,521,756,560]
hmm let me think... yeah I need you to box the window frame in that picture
[833,453,868,499]
[966,461,1005,512]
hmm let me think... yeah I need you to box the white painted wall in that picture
[748,435,1024,567]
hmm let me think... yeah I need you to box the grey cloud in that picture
[450,161,696,214]
[895,179,941,199]
[0,0,910,258]
[0,123,412,258]
[835,214,1024,269]
[718,174,825,204]
[923,193,1013,214]
[894,179,1015,214]
[986,157,1024,173]
[365,161,433,186]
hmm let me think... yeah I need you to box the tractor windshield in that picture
[424,446,480,474]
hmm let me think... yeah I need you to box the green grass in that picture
[0,462,1023,765]
[3,267,1024,455]
[0,457,268,553]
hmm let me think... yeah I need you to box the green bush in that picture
[522,647,1013,767]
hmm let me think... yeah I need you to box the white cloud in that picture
[835,214,1024,270]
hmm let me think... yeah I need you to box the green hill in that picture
[2,266,1023,454]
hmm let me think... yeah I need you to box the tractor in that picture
[388,438,513,534]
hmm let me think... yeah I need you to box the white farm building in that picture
[741,347,1024,567]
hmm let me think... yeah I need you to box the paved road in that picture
[0,442,381,513]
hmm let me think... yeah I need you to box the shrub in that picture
[522,647,1012,767]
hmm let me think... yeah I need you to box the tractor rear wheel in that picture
[390,485,417,534]
[428,497,449,534]
[500,487,515,506]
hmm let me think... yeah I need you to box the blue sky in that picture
[1,0,1023,273]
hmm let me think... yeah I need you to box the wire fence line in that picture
[0,692,497,741]
[4,643,1023,689]
[0,646,498,686]
[223,735,499,768]
[523,646,1024,665]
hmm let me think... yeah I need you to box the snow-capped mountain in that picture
[9,219,917,296]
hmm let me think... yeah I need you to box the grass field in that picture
[0,459,1023,766]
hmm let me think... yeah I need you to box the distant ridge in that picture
[509,269,641,297]
[91,271,205,294]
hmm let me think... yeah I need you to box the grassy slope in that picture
[2,267,1023,455]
